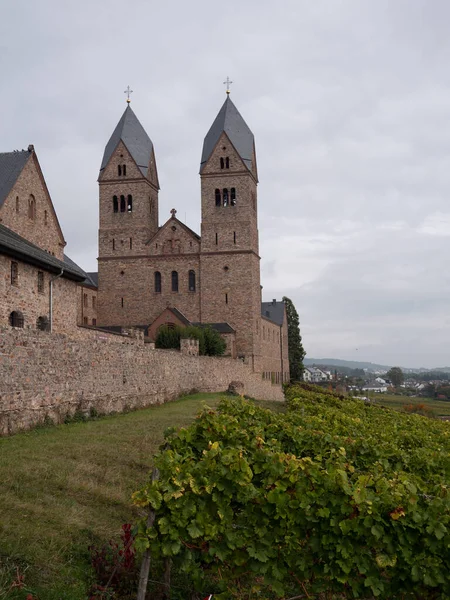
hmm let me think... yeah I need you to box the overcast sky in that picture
[2,0,450,368]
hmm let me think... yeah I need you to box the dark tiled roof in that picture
[100,105,153,178]
[200,96,255,174]
[261,300,285,326]
[192,322,235,334]
[0,225,85,281]
[87,271,98,287]
[63,255,98,288]
[170,307,191,326]
[0,150,31,207]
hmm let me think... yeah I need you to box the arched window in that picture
[120,195,126,212]
[188,270,196,292]
[37,316,49,331]
[226,157,230,169]
[113,196,118,213]
[223,188,229,206]
[127,195,133,212]
[215,189,221,206]
[171,271,178,292]
[118,165,122,177]
[220,157,224,169]
[123,165,126,176]
[154,271,161,293]
[9,311,24,328]
[230,188,236,206]
[28,195,36,220]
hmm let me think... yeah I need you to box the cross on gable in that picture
[170,208,177,218]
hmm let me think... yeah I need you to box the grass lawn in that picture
[1,392,283,600]
[363,393,450,417]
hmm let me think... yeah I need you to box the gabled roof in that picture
[100,105,154,178]
[0,224,85,281]
[146,214,200,246]
[192,322,235,334]
[63,255,98,288]
[0,150,31,208]
[261,300,285,326]
[200,96,255,174]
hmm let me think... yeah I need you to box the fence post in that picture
[137,468,159,600]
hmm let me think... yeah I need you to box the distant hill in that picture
[304,358,393,372]
[304,358,450,374]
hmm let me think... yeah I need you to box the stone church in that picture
[97,94,289,382]
[0,93,289,385]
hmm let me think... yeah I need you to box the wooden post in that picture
[163,558,171,598]
[136,468,159,600]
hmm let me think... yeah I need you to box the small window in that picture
[112,239,115,250]
[120,195,126,212]
[251,191,256,211]
[215,232,218,245]
[83,293,88,308]
[11,261,18,285]
[171,271,178,292]
[223,188,228,206]
[9,311,24,328]
[37,271,44,294]
[127,195,132,212]
[113,196,118,213]
[230,188,236,206]
[44,210,48,225]
[226,157,230,169]
[188,270,196,292]
[15,196,19,213]
[123,165,126,176]
[121,297,124,308]
[92,296,96,309]
[220,157,224,169]
[233,231,236,244]
[215,189,221,207]
[92,318,97,326]
[83,316,88,325]
[225,293,228,304]
[154,271,162,293]
[129,237,132,249]
[118,165,122,177]
[28,195,36,220]
[37,316,49,331]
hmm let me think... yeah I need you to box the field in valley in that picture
[365,393,450,417]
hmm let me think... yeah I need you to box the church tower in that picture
[199,94,261,363]
[97,104,160,325]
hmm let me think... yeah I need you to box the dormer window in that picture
[215,189,221,207]
[113,196,118,213]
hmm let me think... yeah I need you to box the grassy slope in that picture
[368,393,450,416]
[0,393,234,599]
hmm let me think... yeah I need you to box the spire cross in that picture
[223,76,233,94]
[124,85,133,103]
[170,208,177,218]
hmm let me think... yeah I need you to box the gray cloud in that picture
[1,0,450,367]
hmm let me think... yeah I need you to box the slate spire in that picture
[200,96,255,175]
[99,105,154,178]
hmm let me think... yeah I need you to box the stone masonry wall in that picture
[0,327,284,435]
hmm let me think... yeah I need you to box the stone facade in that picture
[0,327,284,436]
[0,149,65,259]
[96,99,289,385]
[77,283,98,327]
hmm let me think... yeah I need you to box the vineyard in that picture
[134,384,450,599]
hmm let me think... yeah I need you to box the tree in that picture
[156,324,226,357]
[387,366,404,388]
[282,296,306,381]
